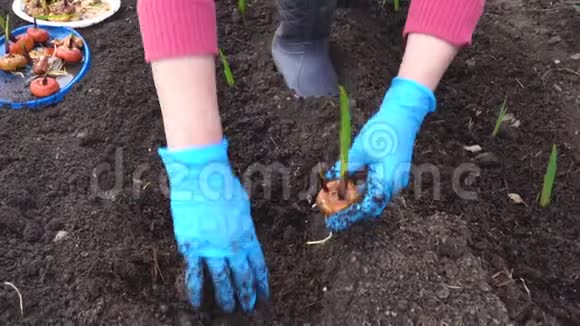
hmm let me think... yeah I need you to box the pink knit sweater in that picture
[137,0,485,62]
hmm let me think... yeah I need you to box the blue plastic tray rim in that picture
[0,25,91,110]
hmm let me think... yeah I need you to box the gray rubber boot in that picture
[272,0,339,98]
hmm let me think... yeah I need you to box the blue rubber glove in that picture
[325,77,436,231]
[158,138,269,313]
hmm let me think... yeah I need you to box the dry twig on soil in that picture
[151,248,165,282]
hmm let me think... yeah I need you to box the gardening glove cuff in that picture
[377,77,437,124]
[158,138,229,168]
[158,138,250,250]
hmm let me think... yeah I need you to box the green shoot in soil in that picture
[0,15,5,33]
[218,49,235,87]
[238,0,247,19]
[307,86,350,246]
[382,0,400,11]
[539,144,557,208]
[338,85,352,199]
[338,85,351,180]
[491,95,508,137]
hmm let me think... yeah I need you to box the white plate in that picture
[12,0,121,28]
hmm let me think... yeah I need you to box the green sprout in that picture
[539,144,558,208]
[238,0,247,18]
[338,85,351,181]
[382,0,400,11]
[0,14,9,55]
[218,49,235,87]
[338,85,352,198]
[306,85,351,246]
[491,95,509,137]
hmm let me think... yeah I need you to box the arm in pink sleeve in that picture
[403,0,486,47]
[137,0,218,62]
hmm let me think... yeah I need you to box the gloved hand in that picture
[325,77,436,231]
[158,138,269,313]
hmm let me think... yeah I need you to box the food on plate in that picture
[29,46,56,59]
[9,34,35,55]
[51,34,83,48]
[1,14,34,55]
[32,55,49,74]
[32,55,64,75]
[0,54,28,71]
[30,76,60,97]
[55,36,83,63]
[27,18,50,43]
[24,0,112,22]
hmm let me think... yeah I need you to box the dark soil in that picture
[1,0,579,325]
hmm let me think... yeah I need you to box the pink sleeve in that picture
[137,0,218,62]
[403,0,485,47]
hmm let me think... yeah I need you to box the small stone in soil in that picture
[177,311,194,326]
[465,57,476,68]
[54,230,69,242]
[436,285,450,299]
[571,53,580,60]
[437,238,466,259]
[473,152,500,168]
[62,272,72,283]
[548,36,561,45]
[23,222,42,242]
[232,8,242,24]
[463,144,482,153]
[95,39,106,50]
[47,217,65,231]
[0,207,25,234]
[398,299,409,310]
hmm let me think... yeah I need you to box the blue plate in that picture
[0,25,91,110]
